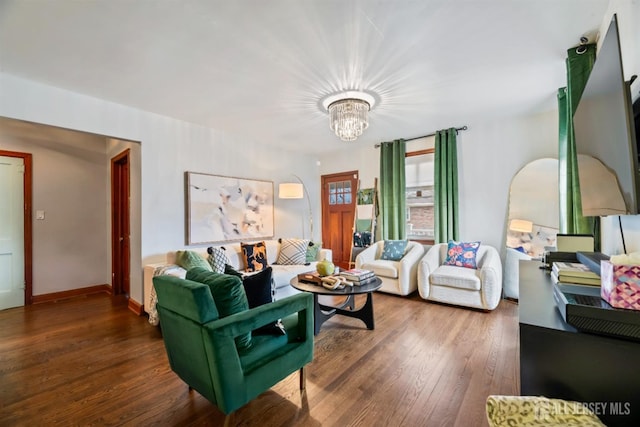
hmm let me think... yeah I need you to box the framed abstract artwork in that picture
[186,172,274,244]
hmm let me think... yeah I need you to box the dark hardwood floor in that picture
[0,292,519,426]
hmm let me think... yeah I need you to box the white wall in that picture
[0,73,320,306]
[0,131,110,295]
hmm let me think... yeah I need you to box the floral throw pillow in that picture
[444,240,480,269]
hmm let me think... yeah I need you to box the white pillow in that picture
[277,238,310,265]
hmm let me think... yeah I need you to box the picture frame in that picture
[186,172,274,245]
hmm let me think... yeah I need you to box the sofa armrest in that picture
[479,246,503,310]
[205,292,313,341]
[417,243,446,299]
[399,242,425,270]
[354,243,379,268]
[420,243,445,277]
[143,263,186,322]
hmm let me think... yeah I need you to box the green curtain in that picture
[434,128,459,243]
[558,43,599,247]
[379,139,406,240]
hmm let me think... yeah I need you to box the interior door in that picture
[111,150,130,297]
[321,171,358,270]
[0,155,25,310]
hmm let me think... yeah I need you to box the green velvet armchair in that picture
[153,274,314,420]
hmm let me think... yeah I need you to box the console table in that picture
[519,260,640,426]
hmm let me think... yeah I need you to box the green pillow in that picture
[186,267,251,352]
[176,250,212,272]
[355,219,372,232]
[305,241,322,263]
[380,240,408,261]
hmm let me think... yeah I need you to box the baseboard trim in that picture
[128,298,143,316]
[32,284,112,304]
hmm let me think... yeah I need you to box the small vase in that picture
[316,258,335,276]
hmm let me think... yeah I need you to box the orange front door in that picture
[321,171,358,270]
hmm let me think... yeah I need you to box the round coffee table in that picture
[290,276,382,335]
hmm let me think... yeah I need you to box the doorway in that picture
[321,171,358,270]
[111,149,130,297]
[0,150,32,309]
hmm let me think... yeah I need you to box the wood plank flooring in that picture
[0,292,519,426]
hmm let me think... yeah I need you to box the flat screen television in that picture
[573,14,640,216]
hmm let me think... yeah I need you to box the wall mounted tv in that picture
[573,14,640,216]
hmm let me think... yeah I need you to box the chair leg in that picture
[223,412,234,427]
[299,366,306,391]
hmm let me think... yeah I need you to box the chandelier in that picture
[322,91,376,142]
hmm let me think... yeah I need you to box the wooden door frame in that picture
[0,150,33,305]
[111,149,130,296]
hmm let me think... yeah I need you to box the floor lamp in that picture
[279,175,313,240]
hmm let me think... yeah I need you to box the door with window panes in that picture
[321,171,358,270]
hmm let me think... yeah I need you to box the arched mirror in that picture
[504,158,560,299]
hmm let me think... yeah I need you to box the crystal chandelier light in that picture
[322,91,376,142]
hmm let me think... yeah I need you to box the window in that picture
[328,180,352,205]
[405,149,434,243]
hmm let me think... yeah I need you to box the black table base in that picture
[313,292,375,335]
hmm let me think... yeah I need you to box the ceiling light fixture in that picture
[322,91,376,142]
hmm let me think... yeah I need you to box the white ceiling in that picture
[0,0,610,154]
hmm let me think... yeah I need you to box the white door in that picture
[0,155,25,310]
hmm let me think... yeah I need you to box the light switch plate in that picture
[36,210,45,220]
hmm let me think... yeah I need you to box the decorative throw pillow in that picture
[486,395,606,427]
[380,240,408,261]
[277,238,310,265]
[175,250,212,272]
[305,241,322,263]
[241,241,268,272]
[185,267,252,352]
[207,246,229,274]
[444,240,481,269]
[241,267,285,336]
[224,263,244,278]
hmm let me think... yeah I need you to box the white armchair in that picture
[418,243,502,310]
[355,240,425,296]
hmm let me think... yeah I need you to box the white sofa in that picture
[355,240,425,296]
[143,239,331,322]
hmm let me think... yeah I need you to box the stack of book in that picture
[551,261,601,286]
[339,268,376,285]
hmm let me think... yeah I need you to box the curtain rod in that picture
[374,125,468,148]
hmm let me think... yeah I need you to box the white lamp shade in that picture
[279,183,304,199]
[509,219,533,233]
